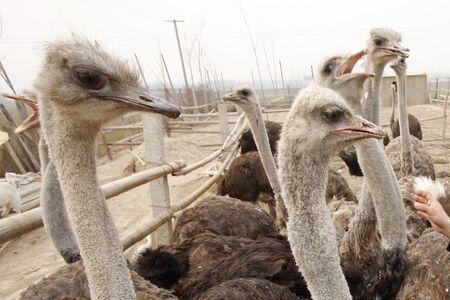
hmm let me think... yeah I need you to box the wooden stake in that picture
[142,114,173,246]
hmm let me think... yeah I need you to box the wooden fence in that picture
[0,113,248,250]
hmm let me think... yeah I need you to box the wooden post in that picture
[287,84,292,103]
[435,78,439,100]
[443,87,449,140]
[217,101,229,144]
[142,114,173,246]
[4,141,26,173]
[0,103,39,171]
[101,132,113,160]
[161,53,178,103]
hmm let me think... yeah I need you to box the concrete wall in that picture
[380,74,428,107]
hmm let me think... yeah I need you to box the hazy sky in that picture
[1,0,450,91]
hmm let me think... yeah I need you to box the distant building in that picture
[380,74,428,106]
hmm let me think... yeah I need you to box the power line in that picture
[2,25,450,45]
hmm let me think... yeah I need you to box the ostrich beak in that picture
[94,92,181,119]
[333,50,373,86]
[222,92,241,102]
[376,47,409,58]
[334,50,366,78]
[1,93,40,134]
[333,116,385,139]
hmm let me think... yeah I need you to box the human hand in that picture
[414,191,450,238]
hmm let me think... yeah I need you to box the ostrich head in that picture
[366,28,409,67]
[221,85,259,110]
[34,37,180,125]
[390,57,407,73]
[283,85,385,153]
[317,50,374,107]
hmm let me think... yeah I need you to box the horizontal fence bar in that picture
[0,160,186,244]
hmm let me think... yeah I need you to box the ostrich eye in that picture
[323,63,334,75]
[374,39,383,46]
[73,69,106,90]
[239,89,250,97]
[322,106,344,123]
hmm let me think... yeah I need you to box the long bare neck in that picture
[364,63,385,125]
[40,102,135,300]
[278,137,351,300]
[242,104,286,221]
[390,85,396,129]
[347,139,406,249]
[395,69,414,177]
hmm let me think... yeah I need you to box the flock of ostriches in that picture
[5,28,450,300]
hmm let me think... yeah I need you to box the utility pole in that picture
[165,19,189,90]
[165,19,198,113]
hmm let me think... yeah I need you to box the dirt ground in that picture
[0,103,449,299]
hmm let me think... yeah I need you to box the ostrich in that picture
[31,37,181,299]
[389,82,423,141]
[239,120,281,155]
[20,261,178,300]
[222,86,287,224]
[132,232,255,290]
[277,84,387,300]
[132,233,308,297]
[171,195,278,243]
[385,58,436,240]
[178,236,309,299]
[320,30,409,299]
[220,86,358,224]
[385,59,435,180]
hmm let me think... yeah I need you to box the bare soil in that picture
[0,104,449,299]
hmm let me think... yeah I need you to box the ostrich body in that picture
[391,115,422,140]
[171,195,277,243]
[277,85,386,300]
[20,261,178,300]
[239,120,281,155]
[197,278,302,300]
[34,38,180,299]
[218,153,356,207]
[132,232,256,290]
[178,236,309,299]
[396,229,450,299]
[216,151,278,218]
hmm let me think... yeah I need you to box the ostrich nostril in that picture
[139,95,153,102]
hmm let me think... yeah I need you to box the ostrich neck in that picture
[278,139,351,300]
[390,86,396,128]
[40,134,80,263]
[396,69,414,176]
[352,139,407,249]
[364,63,385,125]
[243,105,282,197]
[40,102,135,300]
